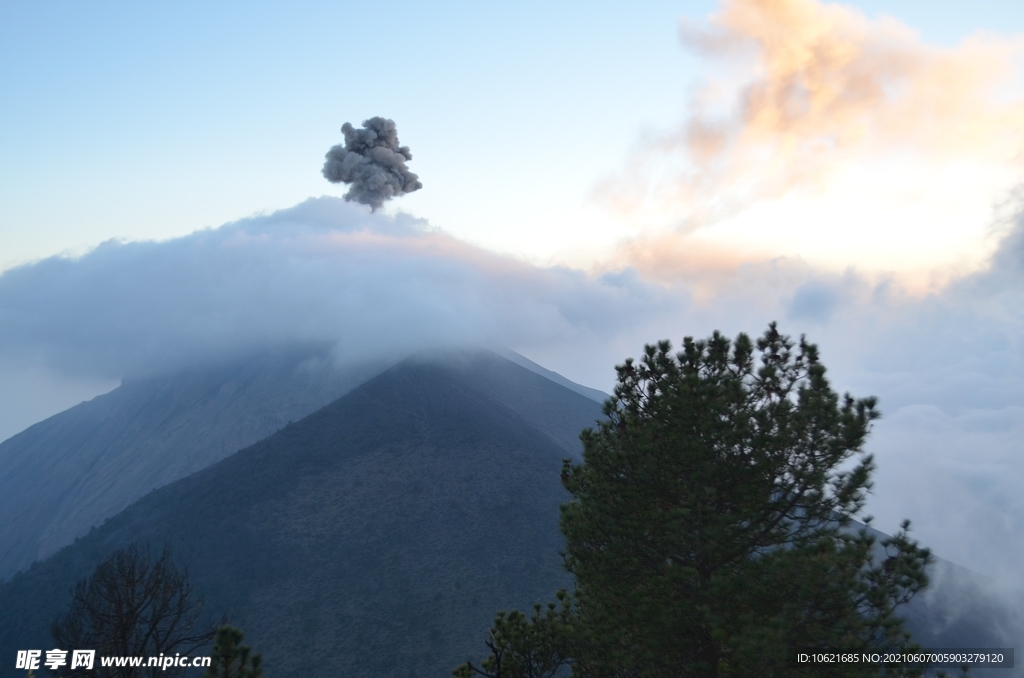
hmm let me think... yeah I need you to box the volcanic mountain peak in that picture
[0,349,605,678]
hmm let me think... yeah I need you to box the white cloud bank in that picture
[598,0,1024,275]
[2,195,1024,584]
[0,198,689,384]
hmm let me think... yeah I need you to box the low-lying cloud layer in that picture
[2,195,1024,587]
[0,198,690,386]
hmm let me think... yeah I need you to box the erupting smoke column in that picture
[322,117,422,210]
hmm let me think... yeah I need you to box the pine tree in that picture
[458,324,933,678]
[203,625,263,678]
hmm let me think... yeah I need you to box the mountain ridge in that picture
[0,350,604,678]
[0,349,382,581]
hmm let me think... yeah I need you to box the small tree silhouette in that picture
[203,625,263,678]
[51,543,213,678]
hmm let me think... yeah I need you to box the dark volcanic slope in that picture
[0,351,604,678]
[0,350,378,581]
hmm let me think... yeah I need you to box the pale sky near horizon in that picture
[3,0,1024,276]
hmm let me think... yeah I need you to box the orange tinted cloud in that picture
[603,0,1024,230]
[609,232,766,295]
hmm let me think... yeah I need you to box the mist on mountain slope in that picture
[1,196,1024,585]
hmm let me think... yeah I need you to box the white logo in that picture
[15,650,41,670]
[16,649,96,670]
[44,649,68,670]
[71,650,96,670]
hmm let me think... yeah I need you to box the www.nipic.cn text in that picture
[16,649,213,671]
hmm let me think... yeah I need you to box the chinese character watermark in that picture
[15,650,41,670]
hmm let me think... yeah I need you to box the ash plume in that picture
[322,117,422,210]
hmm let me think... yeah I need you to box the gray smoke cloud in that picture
[322,117,422,210]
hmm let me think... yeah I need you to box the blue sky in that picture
[3,0,1023,269]
[1,0,699,266]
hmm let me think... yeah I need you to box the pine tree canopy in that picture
[457,324,933,678]
[204,625,263,678]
